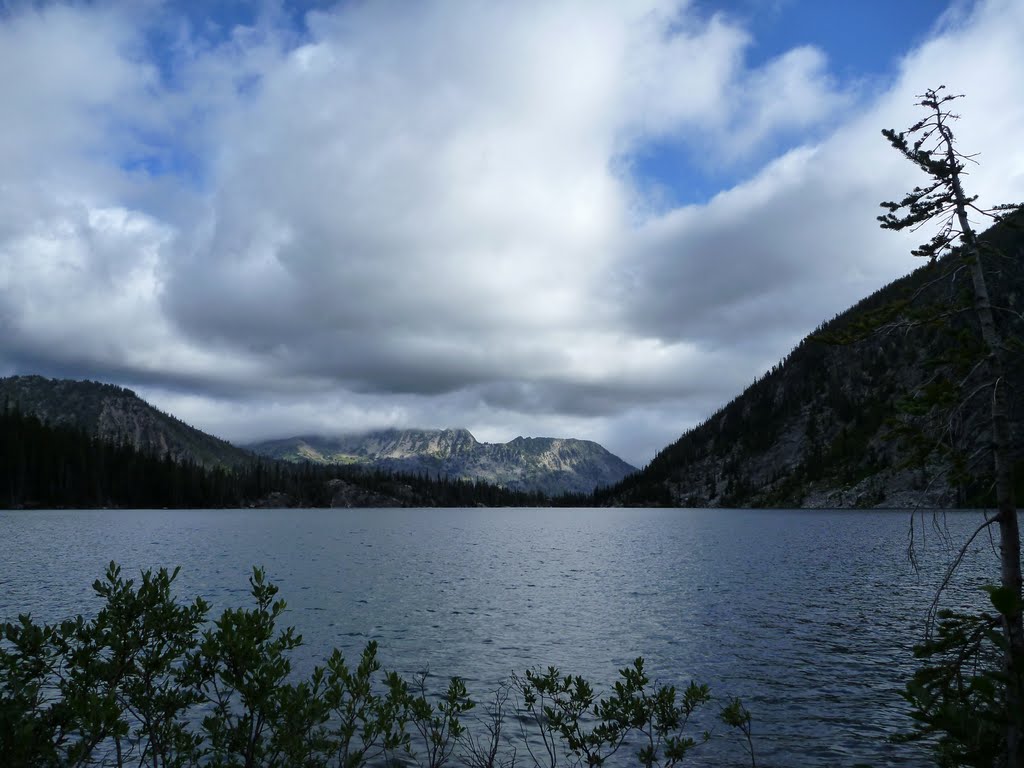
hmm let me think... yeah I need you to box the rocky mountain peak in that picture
[248,428,635,496]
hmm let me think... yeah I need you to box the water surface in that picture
[0,507,1002,766]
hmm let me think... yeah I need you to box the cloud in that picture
[158,0,857,395]
[0,4,144,173]
[621,0,1024,374]
[1,0,1022,468]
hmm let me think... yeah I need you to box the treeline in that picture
[0,405,586,509]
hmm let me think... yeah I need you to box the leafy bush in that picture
[0,564,755,767]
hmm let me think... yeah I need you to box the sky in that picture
[1,0,1023,468]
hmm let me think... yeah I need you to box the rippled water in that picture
[0,507,1004,766]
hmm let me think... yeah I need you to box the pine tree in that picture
[880,86,1023,767]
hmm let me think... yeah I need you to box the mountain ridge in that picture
[11,214,1023,508]
[0,375,633,498]
[0,375,252,468]
[597,216,1024,508]
[247,429,636,495]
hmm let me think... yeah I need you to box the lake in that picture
[0,507,1003,766]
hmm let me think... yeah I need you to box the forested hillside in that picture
[0,406,573,509]
[0,376,623,499]
[599,216,1024,508]
[0,376,251,468]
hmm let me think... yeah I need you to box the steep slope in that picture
[248,428,636,495]
[0,375,252,468]
[598,219,1024,509]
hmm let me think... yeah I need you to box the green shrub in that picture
[0,563,755,767]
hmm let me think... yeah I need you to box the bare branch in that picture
[925,513,999,636]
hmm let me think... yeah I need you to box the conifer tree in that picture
[880,86,1023,767]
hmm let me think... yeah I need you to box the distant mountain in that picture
[247,428,636,495]
[0,375,252,469]
[0,404,564,510]
[597,217,1024,509]
[0,375,630,504]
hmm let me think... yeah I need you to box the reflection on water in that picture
[0,507,1001,766]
